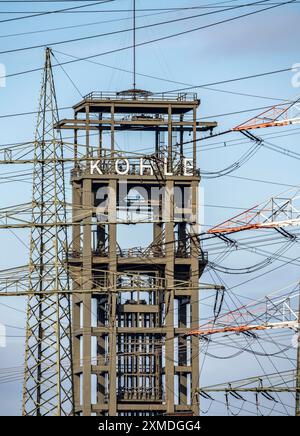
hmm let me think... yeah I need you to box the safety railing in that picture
[82,91,198,102]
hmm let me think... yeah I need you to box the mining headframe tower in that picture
[56,87,216,416]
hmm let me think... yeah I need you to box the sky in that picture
[0,0,300,416]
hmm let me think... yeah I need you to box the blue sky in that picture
[0,0,300,415]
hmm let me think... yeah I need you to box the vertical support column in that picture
[153,122,162,253]
[72,182,81,254]
[111,104,115,156]
[72,300,81,413]
[153,186,163,257]
[165,179,175,414]
[108,179,117,415]
[97,295,106,414]
[167,106,172,173]
[190,180,200,415]
[193,107,197,174]
[86,105,90,157]
[178,299,188,406]
[179,114,184,175]
[74,112,78,167]
[82,178,93,416]
[98,112,103,158]
[72,182,81,412]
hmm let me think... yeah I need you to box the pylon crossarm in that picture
[208,187,300,235]
[197,370,297,393]
[231,97,300,131]
[190,320,299,337]
[189,282,300,338]
[199,387,299,393]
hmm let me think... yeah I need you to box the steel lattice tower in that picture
[22,48,74,416]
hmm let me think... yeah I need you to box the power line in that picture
[0,30,295,86]
[54,48,284,102]
[0,1,115,2]
[163,69,295,96]
[0,9,182,40]
[0,82,294,120]
[0,1,299,8]
[0,3,298,412]
[0,0,114,24]
[0,117,297,149]
[0,0,279,55]
[226,174,300,188]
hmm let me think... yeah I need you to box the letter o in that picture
[115,158,130,175]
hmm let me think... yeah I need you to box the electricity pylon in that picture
[22,48,74,416]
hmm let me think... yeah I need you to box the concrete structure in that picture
[58,89,216,416]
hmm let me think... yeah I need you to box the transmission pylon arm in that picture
[190,320,298,337]
[197,370,298,394]
[208,187,300,235]
[232,97,300,131]
[199,386,298,393]
[189,282,299,340]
